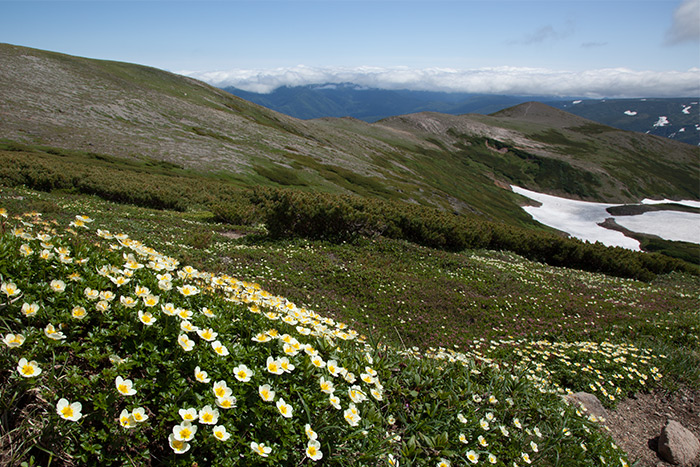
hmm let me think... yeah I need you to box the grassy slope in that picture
[2,44,698,224]
[1,185,698,466]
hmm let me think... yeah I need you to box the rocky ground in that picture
[606,387,700,466]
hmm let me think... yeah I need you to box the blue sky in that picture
[2,0,699,97]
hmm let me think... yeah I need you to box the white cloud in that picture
[518,22,574,45]
[665,0,700,44]
[181,65,700,98]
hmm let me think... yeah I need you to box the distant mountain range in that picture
[1,43,697,227]
[224,84,699,146]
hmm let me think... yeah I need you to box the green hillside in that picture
[1,44,699,465]
[1,43,697,224]
[1,185,698,466]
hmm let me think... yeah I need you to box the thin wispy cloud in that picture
[519,23,574,45]
[181,66,700,98]
[665,0,700,44]
[580,42,608,49]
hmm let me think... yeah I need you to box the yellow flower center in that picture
[180,428,192,438]
[22,365,34,375]
[118,384,128,393]
[202,413,212,423]
[62,406,74,417]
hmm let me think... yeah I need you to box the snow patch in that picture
[511,186,640,250]
[653,116,670,127]
[624,110,637,116]
[615,212,700,244]
[681,105,692,114]
[642,198,700,209]
[572,100,582,104]
[511,186,700,250]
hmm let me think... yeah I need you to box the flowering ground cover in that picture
[1,186,698,466]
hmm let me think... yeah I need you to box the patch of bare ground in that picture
[218,230,246,239]
[605,387,700,466]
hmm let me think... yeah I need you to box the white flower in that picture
[120,408,136,428]
[132,407,149,423]
[138,310,156,326]
[50,279,66,293]
[177,284,200,296]
[212,425,231,441]
[343,403,361,426]
[251,441,272,457]
[197,328,218,341]
[44,323,66,340]
[305,423,318,440]
[1,281,20,297]
[276,398,293,418]
[233,364,253,382]
[56,398,82,421]
[168,434,191,454]
[173,421,197,441]
[211,340,229,356]
[266,356,284,375]
[179,407,198,422]
[259,384,275,402]
[348,385,367,403]
[115,376,137,396]
[215,395,237,409]
[198,405,219,425]
[194,366,211,383]
[306,439,323,461]
[319,376,335,394]
[17,358,41,377]
[178,334,195,351]
[21,302,39,317]
[212,380,232,399]
[3,333,25,348]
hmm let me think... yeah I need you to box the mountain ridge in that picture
[1,43,698,225]
[224,83,699,146]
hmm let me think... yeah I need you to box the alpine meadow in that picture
[1,43,699,467]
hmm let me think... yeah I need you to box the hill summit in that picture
[1,43,698,221]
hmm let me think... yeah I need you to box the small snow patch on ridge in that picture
[624,110,637,116]
[653,116,670,127]
[572,100,582,104]
[681,105,691,115]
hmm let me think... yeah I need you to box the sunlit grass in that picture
[1,187,697,465]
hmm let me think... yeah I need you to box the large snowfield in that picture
[511,186,700,251]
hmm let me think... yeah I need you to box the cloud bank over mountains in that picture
[182,66,700,98]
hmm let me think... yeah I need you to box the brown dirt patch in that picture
[605,387,700,466]
[219,230,246,239]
